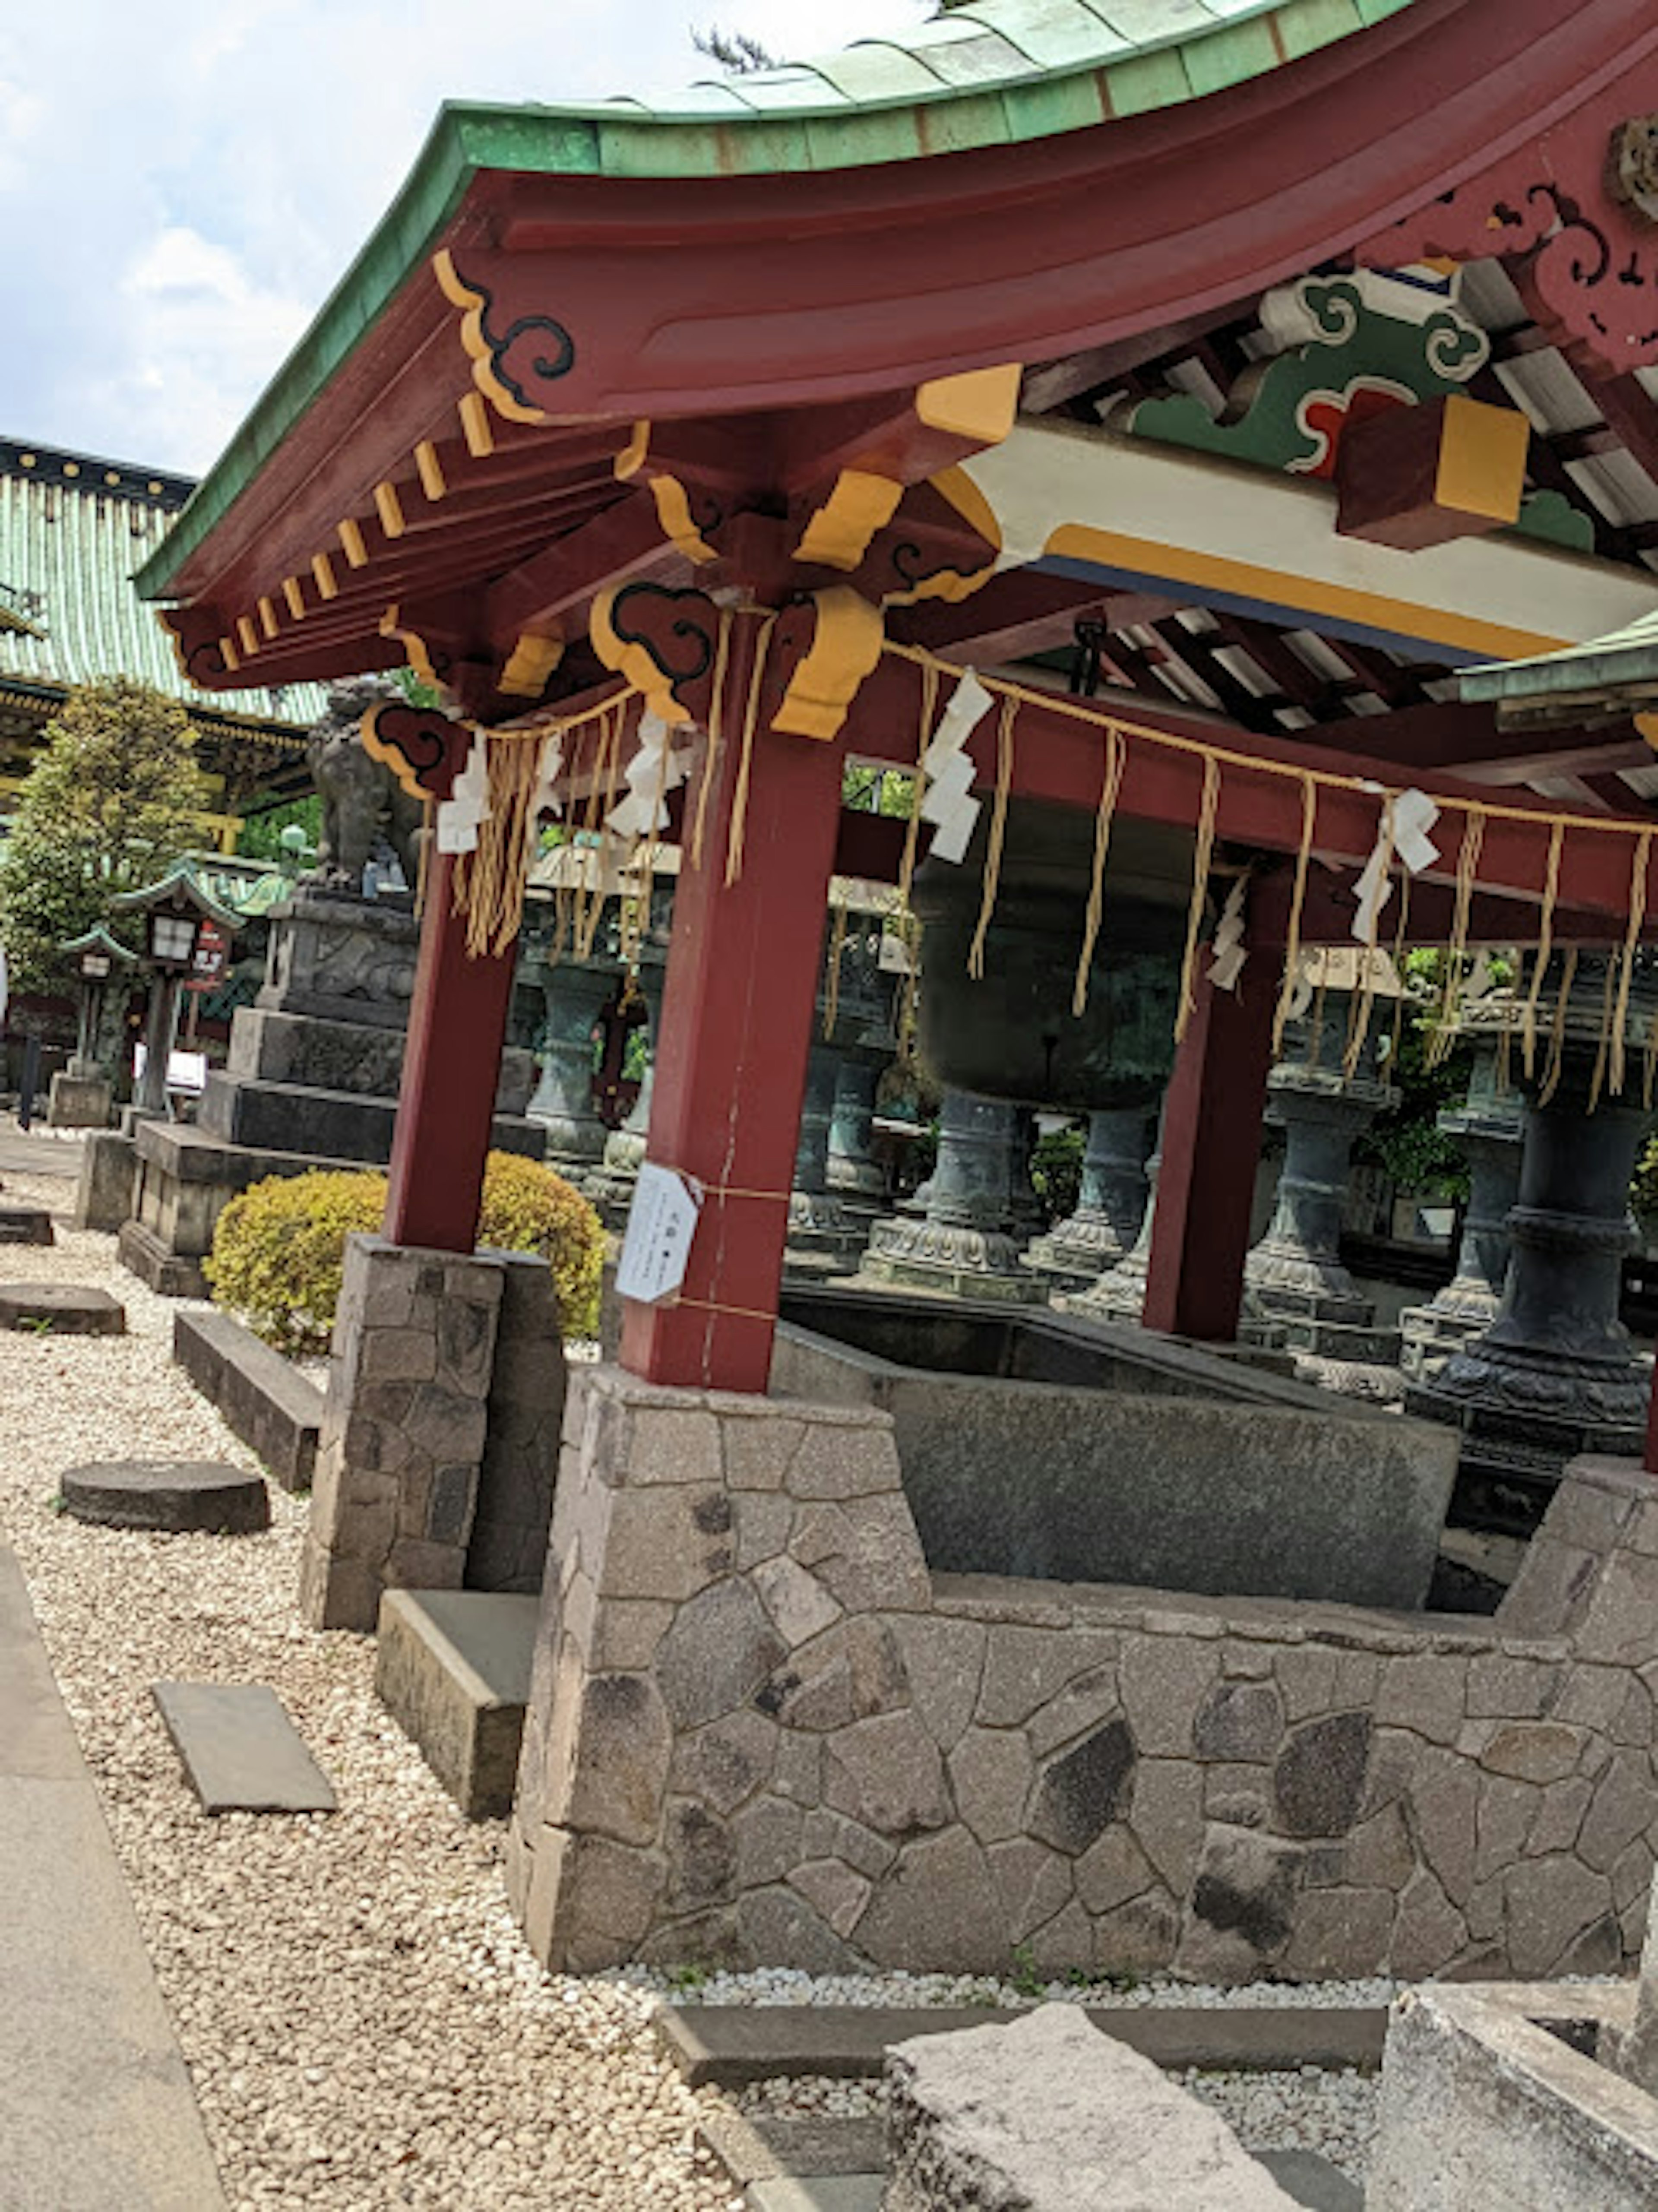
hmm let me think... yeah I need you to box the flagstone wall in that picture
[506,1365,1658,1983]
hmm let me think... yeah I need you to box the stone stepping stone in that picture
[0,1283,125,1335]
[152,1682,337,1814]
[59,1459,269,1534]
[1255,2150,1362,2212]
[0,1205,53,1245]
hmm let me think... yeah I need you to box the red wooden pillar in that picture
[384,847,519,1251]
[1644,1369,1658,1477]
[1141,959,1276,1342]
[620,632,845,1394]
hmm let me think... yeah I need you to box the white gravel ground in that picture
[0,1156,1471,2203]
[0,1168,737,2212]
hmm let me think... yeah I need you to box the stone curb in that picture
[173,1307,323,1492]
[655,2002,1388,2087]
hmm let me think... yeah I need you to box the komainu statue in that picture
[305,677,424,894]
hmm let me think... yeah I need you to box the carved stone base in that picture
[855,1215,1045,1304]
[1398,1287,1502,1385]
[1024,1210,1129,1295]
[784,1190,867,1279]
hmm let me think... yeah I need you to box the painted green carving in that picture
[1111,271,1490,479]
[1512,488,1597,554]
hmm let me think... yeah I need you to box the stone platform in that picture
[118,887,544,1298]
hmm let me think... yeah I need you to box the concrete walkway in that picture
[0,1546,225,2208]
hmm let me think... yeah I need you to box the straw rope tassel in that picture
[967,697,1017,981]
[1609,828,1654,1098]
[1430,804,1487,1067]
[1272,776,1318,1058]
[1521,820,1564,1078]
[1388,865,1414,1070]
[1072,722,1126,1018]
[1588,950,1620,1114]
[1538,945,1580,1109]
[1346,794,1394,1081]
[822,902,849,1041]
[689,606,733,873]
[1174,754,1221,1045]
[895,661,940,917]
[724,611,778,889]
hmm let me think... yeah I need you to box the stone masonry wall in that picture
[505,1365,1658,1981]
[301,1237,504,1631]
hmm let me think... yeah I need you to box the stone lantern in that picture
[1243,949,1403,1399]
[1399,1011,1526,1383]
[1406,950,1658,1533]
[855,797,1191,1301]
[1025,1107,1155,1292]
[111,864,240,1120]
[47,925,139,1128]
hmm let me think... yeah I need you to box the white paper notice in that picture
[616,1163,704,1305]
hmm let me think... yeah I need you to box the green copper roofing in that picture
[140,0,1415,598]
[58,923,139,963]
[1460,611,1658,711]
[1,445,324,730]
[111,859,242,933]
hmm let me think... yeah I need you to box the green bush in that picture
[206,1152,604,1355]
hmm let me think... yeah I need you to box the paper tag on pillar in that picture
[617,1163,705,1305]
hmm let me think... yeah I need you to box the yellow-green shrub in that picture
[476,1149,604,1341]
[206,1152,604,1355]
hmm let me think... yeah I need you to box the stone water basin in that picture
[772,1285,1457,1613]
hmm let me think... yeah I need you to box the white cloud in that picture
[0,0,930,473]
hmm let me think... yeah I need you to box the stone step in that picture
[375,1589,541,1819]
[197,1070,547,1168]
[173,1307,323,1492]
[61,1459,269,1534]
[0,1204,54,1244]
[656,2003,1389,2088]
[0,1282,124,1334]
[699,2106,886,2188]
[748,2180,880,2212]
[152,1681,337,1813]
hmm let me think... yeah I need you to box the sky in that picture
[0,0,930,477]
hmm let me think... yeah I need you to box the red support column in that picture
[384,847,519,1251]
[1644,1368,1658,1477]
[620,628,845,1395]
[1141,960,1276,1342]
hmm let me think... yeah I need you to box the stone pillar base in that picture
[301,1237,504,1632]
[47,1070,113,1130]
[73,1129,137,1233]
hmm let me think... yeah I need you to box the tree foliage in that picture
[0,678,209,991]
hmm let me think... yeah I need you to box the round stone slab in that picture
[0,1206,54,1246]
[0,1283,126,1335]
[59,1461,270,1535]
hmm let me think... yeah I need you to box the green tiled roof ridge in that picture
[0,467,323,729]
[140,0,1414,598]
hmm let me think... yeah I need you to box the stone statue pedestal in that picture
[118,887,543,1297]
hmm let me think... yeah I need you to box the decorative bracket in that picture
[360,700,474,803]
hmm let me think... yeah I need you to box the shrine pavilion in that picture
[128,0,1658,1976]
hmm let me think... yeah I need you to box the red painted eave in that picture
[154,0,1658,664]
